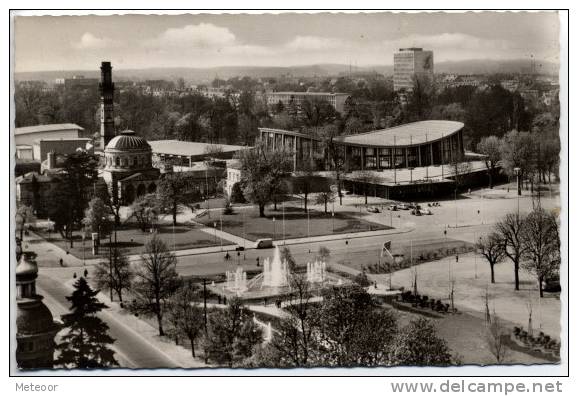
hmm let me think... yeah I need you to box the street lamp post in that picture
[219,214,223,251]
[213,221,217,243]
[332,210,335,233]
[272,217,276,241]
[282,201,286,244]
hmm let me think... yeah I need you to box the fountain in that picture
[262,246,289,288]
[225,266,247,293]
[306,260,327,283]
[213,246,349,300]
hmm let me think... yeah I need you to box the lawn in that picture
[35,222,234,260]
[196,205,391,242]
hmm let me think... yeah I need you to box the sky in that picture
[13,12,561,72]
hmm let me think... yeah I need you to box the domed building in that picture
[16,253,60,369]
[101,130,160,204]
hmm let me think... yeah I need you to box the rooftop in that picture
[149,140,247,158]
[15,123,84,135]
[335,120,464,147]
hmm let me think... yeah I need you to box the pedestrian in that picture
[84,269,88,278]
[59,258,63,267]
[256,257,260,267]
[73,272,77,279]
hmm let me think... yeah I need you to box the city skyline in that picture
[14,12,560,72]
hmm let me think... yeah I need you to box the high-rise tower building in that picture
[393,48,434,92]
[16,253,59,369]
[99,61,115,150]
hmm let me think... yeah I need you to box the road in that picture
[36,275,181,369]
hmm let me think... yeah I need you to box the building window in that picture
[394,148,406,168]
[115,157,120,167]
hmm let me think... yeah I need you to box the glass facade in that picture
[379,148,391,169]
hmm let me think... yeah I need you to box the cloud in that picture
[74,32,117,50]
[144,23,237,49]
[285,36,346,51]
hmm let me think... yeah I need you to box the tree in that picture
[131,235,182,336]
[318,125,346,205]
[405,74,434,121]
[55,277,118,368]
[476,232,506,284]
[97,187,122,227]
[166,284,204,358]
[356,171,379,204]
[203,298,263,367]
[477,136,502,189]
[237,144,292,217]
[45,182,76,245]
[521,208,560,297]
[495,213,527,291]
[157,172,190,226]
[94,247,133,302]
[316,286,397,367]
[61,152,100,226]
[292,158,320,212]
[315,191,335,214]
[15,204,35,241]
[82,197,112,239]
[130,193,160,232]
[486,309,509,364]
[230,182,246,204]
[500,130,536,193]
[391,317,453,366]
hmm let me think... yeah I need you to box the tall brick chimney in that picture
[99,61,115,150]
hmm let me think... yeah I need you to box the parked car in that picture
[410,209,422,216]
[235,245,245,251]
[398,203,410,210]
[387,204,398,211]
[255,238,273,249]
[367,206,380,213]
[420,209,432,215]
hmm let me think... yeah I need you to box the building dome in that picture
[105,130,151,152]
[16,299,59,336]
[16,253,38,279]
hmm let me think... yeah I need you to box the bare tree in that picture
[521,208,560,297]
[476,232,506,284]
[495,213,527,291]
[486,309,509,364]
[131,235,182,336]
[315,191,335,214]
[93,247,133,302]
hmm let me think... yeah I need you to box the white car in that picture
[398,203,410,210]
[420,209,432,215]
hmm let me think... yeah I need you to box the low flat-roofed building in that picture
[260,120,465,173]
[33,138,93,162]
[150,140,247,167]
[266,92,350,114]
[15,123,84,147]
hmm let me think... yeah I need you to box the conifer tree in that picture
[56,277,118,368]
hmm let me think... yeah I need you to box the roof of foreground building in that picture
[15,123,84,135]
[334,120,464,147]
